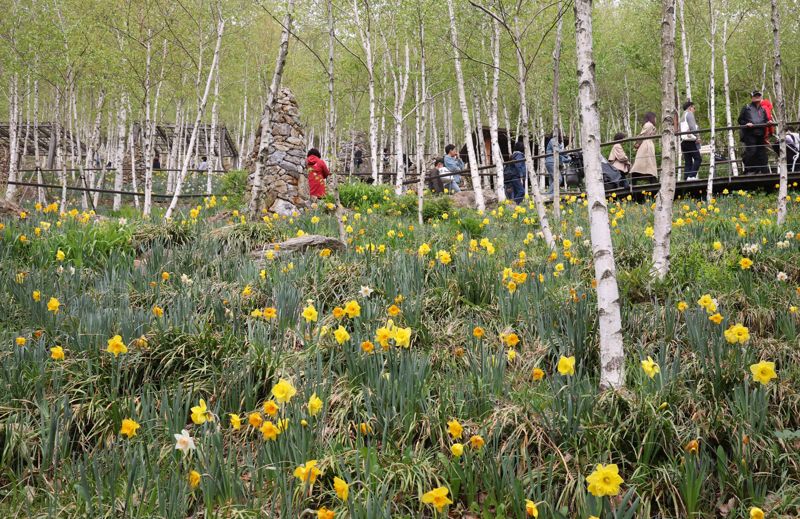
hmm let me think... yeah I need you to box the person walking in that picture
[443,144,464,193]
[307,148,330,199]
[544,132,571,195]
[737,90,770,174]
[608,132,631,176]
[680,101,702,179]
[505,141,526,204]
[630,112,659,178]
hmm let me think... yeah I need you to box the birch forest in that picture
[2,0,800,517]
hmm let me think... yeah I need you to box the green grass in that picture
[1,188,799,517]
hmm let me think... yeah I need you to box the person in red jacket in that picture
[761,98,775,141]
[306,148,330,198]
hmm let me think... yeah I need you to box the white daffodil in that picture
[174,429,196,455]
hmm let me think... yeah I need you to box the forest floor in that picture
[1,181,800,518]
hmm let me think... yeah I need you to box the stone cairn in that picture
[246,87,309,215]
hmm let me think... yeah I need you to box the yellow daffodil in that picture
[750,361,777,385]
[106,335,128,357]
[119,418,140,438]
[724,323,750,344]
[293,460,322,486]
[586,463,624,497]
[248,412,263,428]
[451,443,464,457]
[271,379,297,404]
[260,420,280,441]
[421,486,453,512]
[344,300,361,318]
[525,499,539,517]
[557,355,576,376]
[50,346,65,360]
[47,297,61,314]
[308,393,323,416]
[263,400,279,416]
[334,325,351,344]
[640,357,660,379]
[229,413,242,430]
[190,399,213,425]
[469,434,485,450]
[188,470,201,488]
[447,419,463,439]
[333,476,349,500]
[302,304,318,323]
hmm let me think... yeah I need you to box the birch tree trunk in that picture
[208,52,220,194]
[85,90,105,210]
[392,44,411,194]
[706,1,717,204]
[416,16,428,226]
[129,119,140,209]
[574,0,625,390]
[652,0,678,279]
[143,38,167,217]
[473,91,485,165]
[55,90,68,212]
[721,17,739,177]
[512,17,555,249]
[247,0,293,217]
[5,74,19,201]
[447,0,484,210]
[166,16,225,220]
[623,74,632,139]
[552,0,564,220]
[502,102,513,155]
[489,18,506,202]
[113,97,127,211]
[328,0,347,243]
[678,0,692,100]
[353,0,379,184]
[33,78,45,204]
[415,81,426,225]
[772,0,788,225]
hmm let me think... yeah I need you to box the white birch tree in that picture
[353,0,379,184]
[651,0,678,280]
[246,0,292,217]
[113,96,127,212]
[574,0,625,390]
[706,1,717,204]
[772,0,788,224]
[678,0,692,100]
[165,14,225,220]
[721,15,739,177]
[447,0,485,211]
[488,18,505,202]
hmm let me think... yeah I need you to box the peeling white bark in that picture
[652,0,678,280]
[574,0,625,390]
[772,0,788,224]
[447,0,484,210]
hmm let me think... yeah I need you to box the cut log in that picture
[252,234,346,259]
[0,199,24,217]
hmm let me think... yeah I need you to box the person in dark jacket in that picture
[427,159,446,194]
[307,148,330,198]
[738,90,770,174]
[505,141,526,204]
